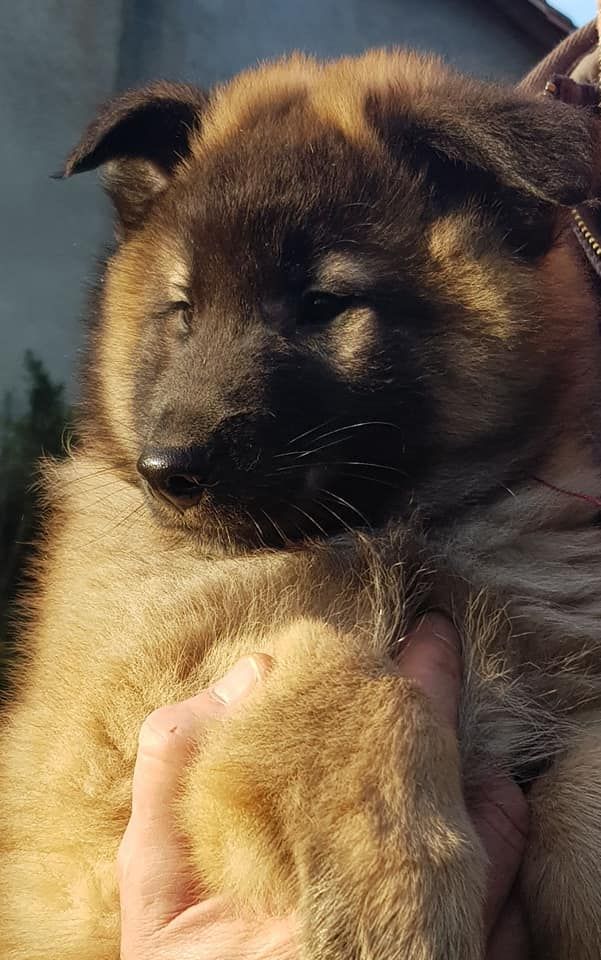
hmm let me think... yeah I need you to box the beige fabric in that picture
[519,20,597,93]
[570,48,598,84]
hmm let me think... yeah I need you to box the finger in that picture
[467,775,530,936]
[119,655,272,936]
[129,654,273,820]
[398,613,462,729]
[164,902,300,960]
[486,890,531,959]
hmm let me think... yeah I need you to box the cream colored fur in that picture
[2,448,601,958]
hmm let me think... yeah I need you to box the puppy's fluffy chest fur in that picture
[47,451,601,783]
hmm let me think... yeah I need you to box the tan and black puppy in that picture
[2,50,601,960]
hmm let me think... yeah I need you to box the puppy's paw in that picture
[294,685,484,960]
[180,623,485,957]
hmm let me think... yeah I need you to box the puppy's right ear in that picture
[60,82,208,233]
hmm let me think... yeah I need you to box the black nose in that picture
[137,446,212,509]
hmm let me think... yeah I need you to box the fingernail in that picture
[210,657,261,705]
[408,612,458,649]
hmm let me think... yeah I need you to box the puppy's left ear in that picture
[368,73,601,252]
[60,81,208,233]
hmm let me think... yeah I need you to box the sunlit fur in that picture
[2,50,601,959]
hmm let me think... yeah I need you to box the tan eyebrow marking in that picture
[329,306,377,377]
[315,252,376,291]
[167,258,191,293]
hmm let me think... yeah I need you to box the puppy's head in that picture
[64,52,600,551]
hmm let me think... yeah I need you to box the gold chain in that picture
[572,207,601,259]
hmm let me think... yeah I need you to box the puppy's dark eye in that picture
[298,291,352,326]
[169,301,193,332]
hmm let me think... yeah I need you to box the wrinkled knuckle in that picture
[480,777,530,838]
[138,704,185,753]
[503,784,530,837]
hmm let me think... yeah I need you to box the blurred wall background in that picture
[0,0,574,405]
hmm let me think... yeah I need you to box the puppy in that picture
[2,49,601,959]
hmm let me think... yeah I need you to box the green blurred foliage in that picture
[0,352,69,677]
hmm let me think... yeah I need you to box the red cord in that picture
[532,476,601,510]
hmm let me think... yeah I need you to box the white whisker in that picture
[284,501,328,538]
[321,488,371,527]
[259,507,287,546]
[286,417,338,448]
[316,497,355,537]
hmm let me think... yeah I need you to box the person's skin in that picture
[118,614,530,959]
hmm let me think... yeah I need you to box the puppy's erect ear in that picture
[367,75,601,254]
[61,81,208,232]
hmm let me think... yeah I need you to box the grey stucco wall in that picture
[118,0,546,89]
[0,1,123,405]
[0,0,553,404]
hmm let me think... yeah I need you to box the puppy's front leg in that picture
[295,667,485,959]
[181,619,485,960]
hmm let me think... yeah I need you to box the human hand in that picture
[118,617,530,959]
[403,616,530,959]
[118,654,298,959]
